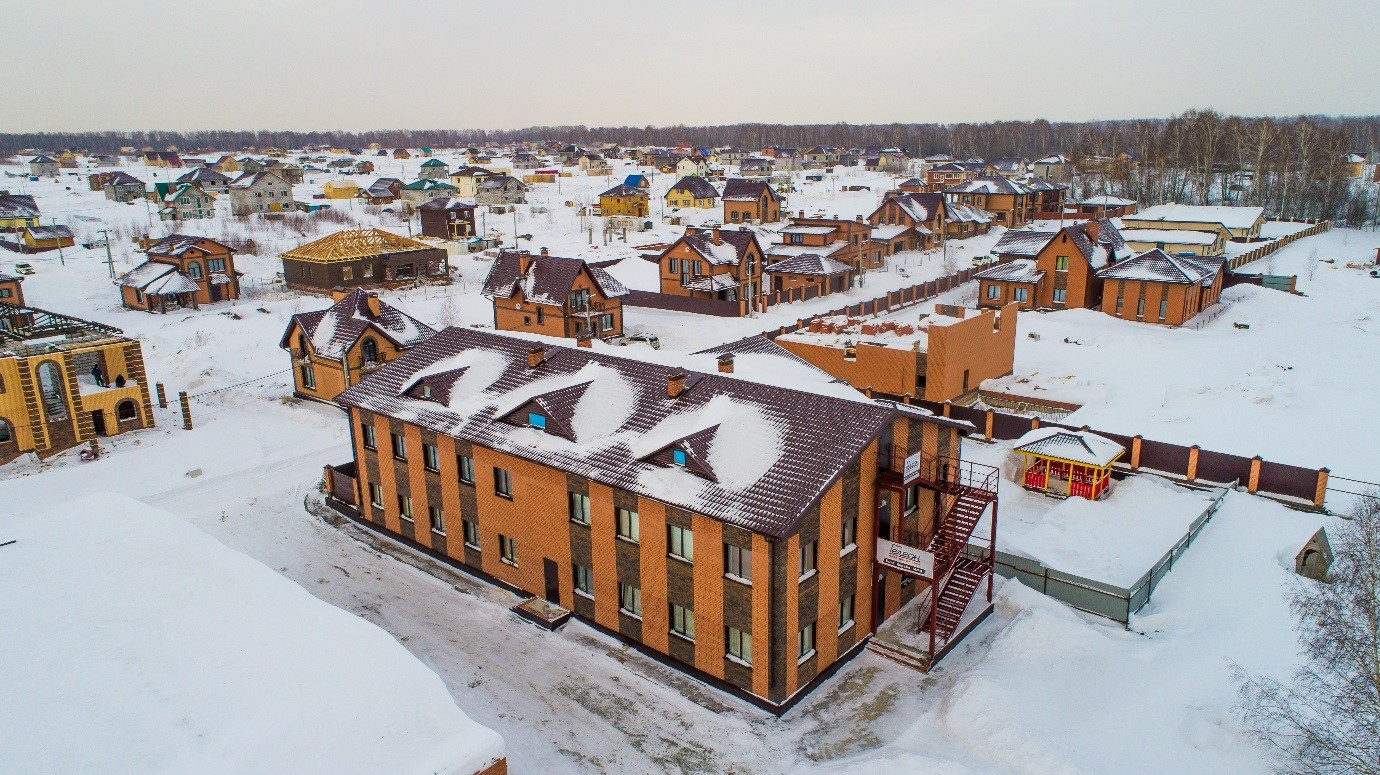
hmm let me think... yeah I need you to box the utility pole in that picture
[99,229,114,278]
[55,219,65,266]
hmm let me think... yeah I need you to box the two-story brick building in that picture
[657,226,766,309]
[117,234,240,311]
[419,198,477,241]
[281,288,436,402]
[943,176,1037,228]
[228,171,293,216]
[325,328,998,710]
[482,249,629,341]
[977,221,1122,311]
[768,215,882,276]
[1096,250,1226,326]
[721,179,782,224]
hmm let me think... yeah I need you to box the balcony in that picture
[877,448,998,497]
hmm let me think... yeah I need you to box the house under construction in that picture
[0,302,155,464]
[279,228,451,293]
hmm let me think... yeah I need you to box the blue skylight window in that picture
[529,413,547,429]
[672,449,687,466]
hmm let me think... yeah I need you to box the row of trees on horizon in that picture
[3,111,1378,222]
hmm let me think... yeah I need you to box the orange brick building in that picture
[281,289,436,402]
[116,235,240,312]
[776,304,1018,401]
[326,329,999,710]
[721,179,782,224]
[483,250,630,340]
[1096,250,1225,326]
[944,176,1041,228]
[768,215,883,277]
[657,227,766,309]
[978,221,1123,311]
[867,192,946,252]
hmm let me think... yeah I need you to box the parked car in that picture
[620,333,660,350]
[13,262,35,275]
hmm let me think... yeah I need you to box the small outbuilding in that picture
[1014,428,1124,500]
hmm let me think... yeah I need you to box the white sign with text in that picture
[877,538,934,578]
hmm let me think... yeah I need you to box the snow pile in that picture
[0,494,504,775]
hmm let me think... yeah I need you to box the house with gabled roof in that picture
[118,234,240,311]
[598,183,649,218]
[281,288,436,402]
[95,171,147,202]
[1032,153,1072,183]
[157,183,215,222]
[1121,204,1267,242]
[418,198,477,240]
[738,157,772,177]
[447,166,495,197]
[418,158,449,179]
[228,171,292,215]
[0,193,41,230]
[762,252,854,298]
[867,192,947,253]
[1096,249,1225,326]
[657,226,766,309]
[399,178,458,211]
[675,156,708,177]
[176,167,232,193]
[359,177,403,204]
[20,225,75,252]
[769,214,882,275]
[482,249,629,340]
[944,176,1038,228]
[978,221,1120,311]
[28,155,59,178]
[664,176,719,210]
[475,175,527,206]
[721,179,781,224]
[142,151,183,168]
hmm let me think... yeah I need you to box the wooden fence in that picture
[1227,219,1330,271]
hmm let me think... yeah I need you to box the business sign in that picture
[902,451,923,483]
[877,538,934,578]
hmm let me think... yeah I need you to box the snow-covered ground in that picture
[0,493,503,775]
[0,152,1369,773]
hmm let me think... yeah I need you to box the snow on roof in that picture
[1035,153,1070,164]
[1078,195,1135,206]
[763,253,852,276]
[975,259,1044,282]
[780,225,837,235]
[286,289,437,360]
[1126,204,1265,230]
[991,229,1055,257]
[1014,427,1125,466]
[683,273,741,292]
[1119,228,1218,246]
[766,241,845,259]
[336,328,903,538]
[0,493,504,775]
[945,175,1033,195]
[1098,249,1224,285]
[870,224,911,240]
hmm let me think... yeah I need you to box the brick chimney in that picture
[854,215,863,223]
[365,293,381,317]
[717,353,734,373]
[518,249,533,274]
[667,371,687,398]
[527,346,545,368]
[1083,219,1101,244]
[539,246,549,256]
[798,209,805,219]
[330,286,349,302]
[712,227,721,245]
[576,333,592,348]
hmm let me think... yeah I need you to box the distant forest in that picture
[4,111,1378,221]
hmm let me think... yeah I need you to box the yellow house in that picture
[1122,204,1266,241]
[0,303,155,464]
[56,150,80,168]
[664,175,720,209]
[1344,153,1367,178]
[323,179,361,199]
[1120,228,1225,257]
[22,226,76,251]
[0,193,41,230]
[598,183,649,217]
[280,289,436,403]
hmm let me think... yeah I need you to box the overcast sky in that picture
[3,0,1376,132]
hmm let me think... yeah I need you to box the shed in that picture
[1014,428,1124,499]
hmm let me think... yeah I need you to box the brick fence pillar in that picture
[1314,468,1329,510]
[156,382,168,409]
[1031,417,1040,431]
[1131,435,1143,469]
[1248,456,1262,493]
[1186,445,1200,482]
[985,410,994,441]
[942,400,951,418]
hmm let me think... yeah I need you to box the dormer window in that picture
[672,449,687,466]
[420,384,433,398]
[529,412,547,429]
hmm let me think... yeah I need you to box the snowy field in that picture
[0,151,1368,772]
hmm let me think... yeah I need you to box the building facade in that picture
[482,249,629,340]
[281,289,436,402]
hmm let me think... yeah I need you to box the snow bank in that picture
[0,494,504,775]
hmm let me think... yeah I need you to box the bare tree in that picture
[1236,494,1380,775]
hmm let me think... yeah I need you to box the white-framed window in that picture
[986,284,1001,300]
[798,622,816,661]
[725,543,752,583]
[429,506,445,534]
[569,491,591,525]
[619,582,642,617]
[904,485,918,513]
[423,443,440,472]
[369,483,383,508]
[463,519,479,549]
[457,454,474,484]
[1013,287,1029,303]
[390,432,407,461]
[573,564,593,597]
[1159,299,1168,320]
[668,525,693,562]
[494,467,512,498]
[727,626,752,665]
[839,594,855,633]
[1055,256,1069,271]
[1053,288,1066,304]
[799,539,818,581]
[1137,297,1146,317]
[841,515,856,553]
[300,364,315,389]
[397,494,413,521]
[616,507,639,542]
[499,534,517,565]
[670,603,695,640]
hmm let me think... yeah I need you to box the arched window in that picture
[36,361,67,420]
[361,337,379,366]
[187,261,203,280]
[116,400,138,421]
[297,333,309,355]
[0,418,12,443]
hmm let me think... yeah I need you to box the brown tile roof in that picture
[722,178,778,202]
[481,252,629,306]
[667,176,720,200]
[279,289,435,359]
[335,327,902,538]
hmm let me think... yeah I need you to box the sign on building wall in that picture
[877,538,934,578]
[902,451,922,483]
